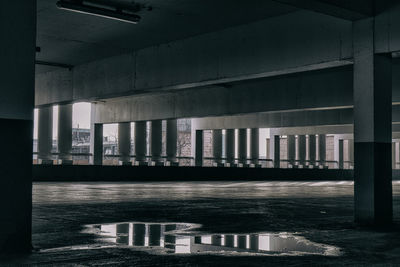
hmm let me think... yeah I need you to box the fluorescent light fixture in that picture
[56,0,140,24]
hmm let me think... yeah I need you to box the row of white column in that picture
[37,105,72,164]
[34,106,396,170]
[93,119,178,166]
[273,134,326,168]
[37,105,179,165]
[195,128,259,167]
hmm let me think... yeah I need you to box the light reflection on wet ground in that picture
[33,181,400,204]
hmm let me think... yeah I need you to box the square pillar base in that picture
[238,163,250,168]
[149,161,164,166]
[250,163,262,168]
[165,161,179,166]
[57,159,73,165]
[39,159,53,165]
[134,161,148,166]
[119,161,132,166]
[224,163,238,167]
[212,162,224,167]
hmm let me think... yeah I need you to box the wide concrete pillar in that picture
[92,124,103,165]
[274,135,280,168]
[298,135,306,166]
[353,18,392,225]
[58,104,73,164]
[195,130,203,166]
[151,120,162,163]
[0,0,36,253]
[166,119,177,162]
[225,129,235,165]
[339,139,344,169]
[250,128,259,164]
[318,134,326,165]
[38,106,53,163]
[212,129,223,165]
[309,134,316,165]
[238,129,247,164]
[134,121,147,164]
[118,122,131,165]
[287,135,295,165]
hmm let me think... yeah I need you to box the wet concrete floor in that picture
[2,181,400,266]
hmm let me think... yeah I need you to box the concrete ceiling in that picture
[36,0,297,73]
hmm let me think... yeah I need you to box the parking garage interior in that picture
[1,0,400,265]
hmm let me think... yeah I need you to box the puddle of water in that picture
[77,221,341,256]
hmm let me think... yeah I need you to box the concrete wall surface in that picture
[35,4,400,107]
[35,10,353,106]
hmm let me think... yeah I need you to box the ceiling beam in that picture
[35,60,73,70]
[272,0,373,20]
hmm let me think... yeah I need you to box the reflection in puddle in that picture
[82,222,341,256]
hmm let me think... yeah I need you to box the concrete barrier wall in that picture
[33,165,354,181]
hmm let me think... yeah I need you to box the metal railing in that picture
[33,151,358,169]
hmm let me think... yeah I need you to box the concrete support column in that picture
[135,121,147,164]
[396,142,400,170]
[0,1,36,253]
[212,129,223,165]
[225,129,235,165]
[309,134,316,166]
[250,128,259,165]
[392,142,396,169]
[273,135,280,168]
[151,120,162,164]
[318,134,326,166]
[57,104,72,164]
[353,18,392,225]
[38,106,53,164]
[348,139,354,166]
[250,235,259,250]
[298,135,306,166]
[211,235,221,246]
[166,119,177,163]
[224,235,234,248]
[92,124,103,165]
[238,128,247,165]
[118,122,131,165]
[195,130,203,166]
[238,235,247,249]
[339,139,344,169]
[287,135,295,166]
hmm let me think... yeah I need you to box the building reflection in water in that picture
[93,222,337,256]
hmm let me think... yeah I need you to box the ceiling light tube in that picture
[56,1,140,24]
